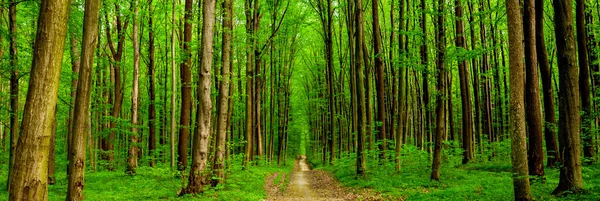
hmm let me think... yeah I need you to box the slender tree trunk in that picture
[372,0,386,161]
[66,0,100,198]
[178,0,193,171]
[419,0,432,154]
[170,0,177,170]
[506,0,533,199]
[7,0,19,191]
[523,0,545,177]
[552,0,584,194]
[576,0,594,162]
[184,0,215,193]
[431,0,446,181]
[147,0,157,168]
[455,0,473,164]
[355,0,367,175]
[535,0,560,167]
[212,0,233,186]
[8,0,70,199]
[127,0,140,175]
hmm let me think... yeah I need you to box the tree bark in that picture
[372,0,386,161]
[185,0,216,193]
[575,0,594,162]
[8,0,70,199]
[212,0,233,186]
[66,0,100,198]
[523,0,545,177]
[454,0,473,164]
[7,0,19,191]
[535,0,560,167]
[506,0,533,199]
[178,0,193,171]
[355,0,367,175]
[147,0,157,168]
[431,0,446,181]
[552,0,584,194]
[170,0,177,170]
[127,0,140,175]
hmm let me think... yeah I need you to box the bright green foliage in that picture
[0,155,293,200]
[320,144,600,200]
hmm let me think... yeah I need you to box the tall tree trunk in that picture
[372,0,386,161]
[212,0,233,185]
[431,0,446,181]
[8,0,70,199]
[170,0,177,170]
[185,0,216,193]
[535,0,560,167]
[506,0,533,199]
[178,0,193,171]
[66,0,100,198]
[147,0,157,168]
[523,0,545,177]
[7,0,19,191]
[395,0,406,171]
[576,0,594,162]
[127,0,140,175]
[552,0,584,194]
[67,33,81,166]
[355,0,367,175]
[419,0,431,153]
[455,0,473,164]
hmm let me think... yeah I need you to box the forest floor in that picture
[265,155,390,201]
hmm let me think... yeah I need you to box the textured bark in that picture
[178,0,193,171]
[8,0,70,199]
[395,0,406,171]
[455,0,473,164]
[372,0,386,161]
[66,0,100,199]
[523,0,545,177]
[184,0,215,193]
[212,0,233,185]
[431,0,446,181]
[506,0,533,199]
[127,0,140,175]
[478,0,493,144]
[535,0,560,167]
[170,0,177,170]
[552,0,584,194]
[147,0,157,168]
[419,0,431,153]
[7,0,19,191]
[575,0,594,162]
[67,34,81,164]
[355,0,367,175]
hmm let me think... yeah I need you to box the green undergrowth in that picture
[0,154,293,200]
[316,143,600,200]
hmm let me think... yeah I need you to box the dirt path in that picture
[265,155,379,201]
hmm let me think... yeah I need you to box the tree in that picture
[170,0,177,170]
[147,0,157,168]
[8,0,71,199]
[454,0,473,165]
[184,0,216,193]
[7,0,19,191]
[523,0,544,177]
[552,0,583,194]
[431,0,446,181]
[535,0,559,167]
[575,0,594,162]
[212,0,233,185]
[355,0,367,176]
[372,0,386,161]
[178,0,193,171]
[67,0,101,198]
[127,0,141,175]
[506,0,532,199]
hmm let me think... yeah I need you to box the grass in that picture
[316,143,600,201]
[0,154,293,200]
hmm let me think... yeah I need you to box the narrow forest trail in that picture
[265,155,382,201]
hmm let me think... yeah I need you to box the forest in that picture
[0,0,599,200]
